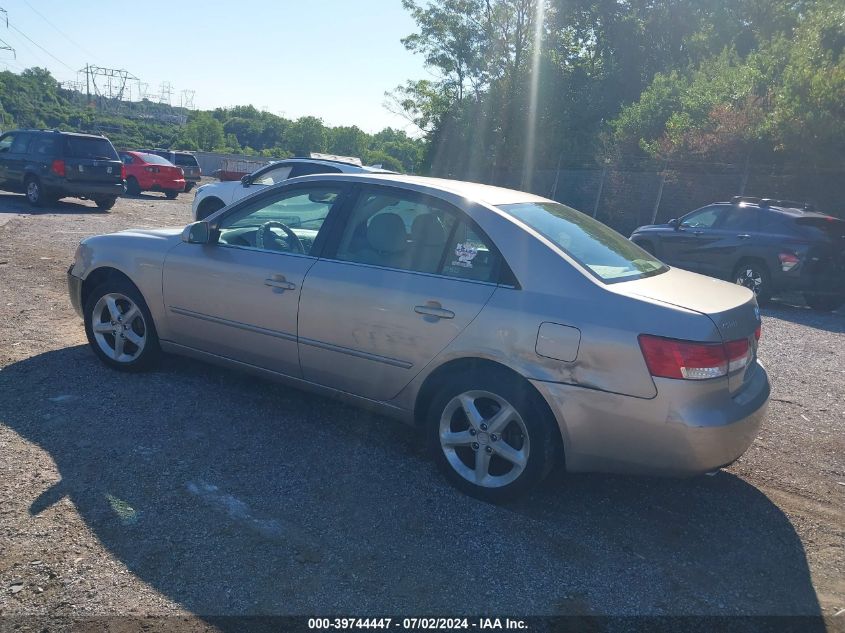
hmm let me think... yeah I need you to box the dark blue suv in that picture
[630,197,845,311]
[0,129,125,210]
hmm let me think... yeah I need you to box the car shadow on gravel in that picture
[763,298,844,333]
[0,346,824,624]
[0,193,104,215]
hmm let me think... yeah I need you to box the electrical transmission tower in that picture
[0,9,16,60]
[179,89,195,110]
[79,64,139,110]
[158,81,173,106]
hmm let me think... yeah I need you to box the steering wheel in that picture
[256,220,304,253]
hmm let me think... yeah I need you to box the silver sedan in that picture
[67,174,770,501]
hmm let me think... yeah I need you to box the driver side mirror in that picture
[240,174,252,187]
[668,218,680,230]
[182,221,211,244]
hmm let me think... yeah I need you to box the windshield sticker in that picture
[453,243,478,268]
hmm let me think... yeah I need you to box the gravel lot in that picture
[0,189,843,627]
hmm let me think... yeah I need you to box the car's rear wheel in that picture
[95,196,117,211]
[803,292,844,312]
[24,176,45,207]
[427,371,559,502]
[184,183,194,193]
[83,280,160,372]
[125,177,141,196]
[196,197,225,220]
[164,190,179,200]
[733,260,771,305]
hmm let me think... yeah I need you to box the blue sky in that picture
[0,0,429,132]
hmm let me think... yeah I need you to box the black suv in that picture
[139,148,201,191]
[631,197,845,311]
[0,130,124,210]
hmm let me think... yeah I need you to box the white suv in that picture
[192,156,390,220]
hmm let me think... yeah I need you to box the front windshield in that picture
[498,201,667,283]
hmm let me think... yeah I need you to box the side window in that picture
[120,154,134,165]
[10,134,31,154]
[217,186,342,255]
[334,189,500,282]
[442,220,500,282]
[30,137,59,156]
[0,133,14,153]
[289,162,342,178]
[680,206,723,229]
[720,207,758,231]
[252,164,292,185]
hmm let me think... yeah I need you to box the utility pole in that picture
[651,158,670,224]
[85,64,90,104]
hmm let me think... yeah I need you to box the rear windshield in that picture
[795,217,845,241]
[174,153,198,167]
[63,136,119,160]
[498,201,668,283]
[136,152,174,166]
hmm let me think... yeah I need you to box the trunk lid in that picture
[62,136,123,185]
[615,267,762,393]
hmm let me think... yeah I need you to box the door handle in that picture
[264,275,296,290]
[737,234,751,239]
[414,303,455,320]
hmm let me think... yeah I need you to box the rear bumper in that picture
[67,266,84,318]
[532,361,770,476]
[49,180,125,199]
[142,178,186,192]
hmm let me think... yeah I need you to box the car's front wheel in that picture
[427,371,559,502]
[83,279,160,372]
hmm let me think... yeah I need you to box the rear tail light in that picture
[120,164,126,180]
[144,166,160,173]
[779,251,799,272]
[754,325,761,341]
[638,334,753,381]
[51,159,65,177]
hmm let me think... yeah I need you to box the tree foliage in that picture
[395,0,845,180]
[0,70,424,173]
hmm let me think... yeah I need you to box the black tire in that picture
[426,369,560,502]
[184,183,194,193]
[83,279,161,372]
[196,197,225,220]
[24,176,45,207]
[732,259,772,305]
[164,190,179,200]
[803,292,845,312]
[125,177,141,196]
[95,197,117,211]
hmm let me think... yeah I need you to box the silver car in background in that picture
[67,174,769,501]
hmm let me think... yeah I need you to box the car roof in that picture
[715,200,835,221]
[9,129,108,140]
[296,172,552,206]
[270,158,392,173]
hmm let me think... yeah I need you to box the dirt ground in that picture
[0,188,843,629]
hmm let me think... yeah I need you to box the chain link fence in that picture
[504,162,845,236]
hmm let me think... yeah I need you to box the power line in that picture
[0,8,15,60]
[8,22,75,71]
[20,0,97,61]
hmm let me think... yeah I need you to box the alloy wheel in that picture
[90,292,147,363]
[735,267,763,294]
[26,180,40,204]
[439,390,530,488]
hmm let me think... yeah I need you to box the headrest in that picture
[411,214,447,246]
[367,213,407,253]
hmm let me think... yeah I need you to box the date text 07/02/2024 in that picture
[307,618,529,630]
